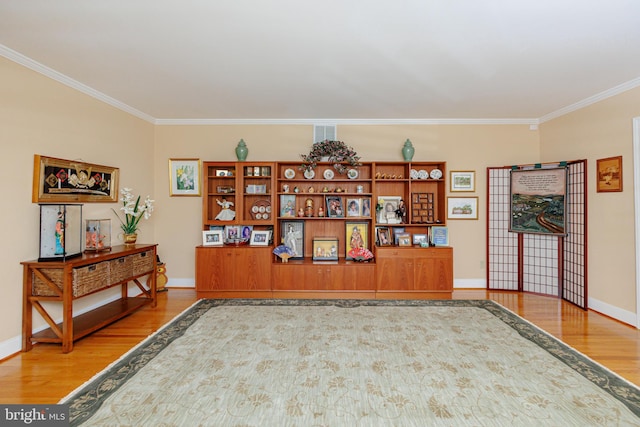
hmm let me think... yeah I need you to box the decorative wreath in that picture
[300,140,361,174]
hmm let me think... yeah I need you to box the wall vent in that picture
[313,125,336,143]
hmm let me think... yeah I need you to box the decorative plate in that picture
[418,169,428,179]
[323,169,335,180]
[251,200,271,220]
[284,168,296,179]
[410,169,419,179]
[430,168,443,179]
[304,169,315,179]
[347,169,358,179]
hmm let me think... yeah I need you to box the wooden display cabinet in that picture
[195,160,453,299]
[202,161,275,228]
[275,162,373,260]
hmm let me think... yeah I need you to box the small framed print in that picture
[312,237,339,261]
[169,158,201,196]
[202,230,223,246]
[397,233,412,247]
[346,198,361,217]
[450,170,475,192]
[412,233,428,246]
[216,169,229,177]
[345,222,368,259]
[325,196,344,218]
[250,230,270,246]
[361,198,372,217]
[376,227,392,246]
[596,156,622,192]
[447,197,479,220]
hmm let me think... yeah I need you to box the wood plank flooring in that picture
[0,289,638,404]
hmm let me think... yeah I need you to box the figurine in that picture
[297,207,305,217]
[215,198,236,221]
[318,206,325,217]
[55,211,65,255]
[396,199,407,223]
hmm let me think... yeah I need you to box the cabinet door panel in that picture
[236,249,271,290]
[376,256,413,290]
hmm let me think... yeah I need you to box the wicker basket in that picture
[72,261,110,297]
[132,250,154,276]
[32,268,64,297]
[109,256,133,284]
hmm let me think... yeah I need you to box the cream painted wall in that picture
[540,86,640,314]
[154,124,540,283]
[0,57,155,353]
[4,52,638,358]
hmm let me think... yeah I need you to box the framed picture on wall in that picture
[450,170,476,192]
[32,154,119,203]
[596,156,622,192]
[169,158,201,196]
[447,197,479,220]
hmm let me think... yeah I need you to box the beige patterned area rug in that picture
[61,299,640,426]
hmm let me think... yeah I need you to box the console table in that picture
[22,244,157,353]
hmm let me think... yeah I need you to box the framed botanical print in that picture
[169,158,201,196]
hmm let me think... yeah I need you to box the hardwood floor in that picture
[1,288,638,404]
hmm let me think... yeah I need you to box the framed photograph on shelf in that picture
[361,198,372,217]
[397,233,412,247]
[447,197,479,220]
[32,154,119,203]
[240,225,253,241]
[596,156,622,192]
[312,237,339,261]
[325,196,344,218]
[377,196,402,224]
[431,226,449,246]
[169,158,201,196]
[376,227,392,246]
[412,234,428,246]
[224,225,241,241]
[282,220,304,259]
[250,230,270,246]
[202,230,223,246]
[392,227,406,245]
[280,195,297,217]
[346,198,361,217]
[450,170,475,192]
[345,222,368,259]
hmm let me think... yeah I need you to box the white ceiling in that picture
[1,1,640,124]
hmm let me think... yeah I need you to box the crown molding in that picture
[154,118,540,126]
[0,44,156,124]
[540,77,640,123]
